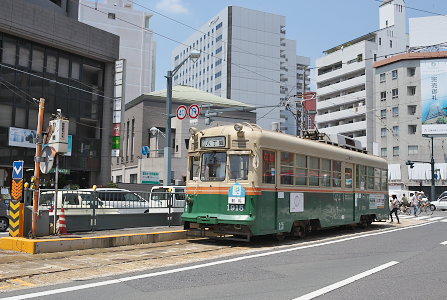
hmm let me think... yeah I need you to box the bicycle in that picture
[398,205,413,216]
[416,202,435,216]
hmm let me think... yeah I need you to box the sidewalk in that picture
[0,226,186,254]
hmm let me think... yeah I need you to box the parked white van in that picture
[40,190,119,215]
[149,186,186,213]
[78,188,149,214]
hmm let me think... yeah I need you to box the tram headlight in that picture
[189,127,199,136]
[234,123,243,132]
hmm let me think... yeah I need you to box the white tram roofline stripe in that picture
[427,217,443,221]
[1,222,435,300]
[293,261,399,300]
[441,241,447,245]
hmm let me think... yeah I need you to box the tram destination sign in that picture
[200,136,226,148]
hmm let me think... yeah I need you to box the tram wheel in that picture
[293,225,307,238]
[274,233,285,241]
[359,216,369,228]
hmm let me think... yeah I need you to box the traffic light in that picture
[406,161,414,168]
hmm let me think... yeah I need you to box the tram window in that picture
[280,152,294,185]
[332,160,342,187]
[296,154,307,186]
[200,152,226,181]
[262,150,276,184]
[308,157,319,186]
[189,156,199,180]
[321,159,331,187]
[381,169,388,191]
[356,165,366,190]
[229,154,249,180]
[367,166,375,189]
[374,168,381,190]
[345,168,353,188]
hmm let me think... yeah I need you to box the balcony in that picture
[318,120,367,135]
[316,105,366,124]
[317,74,366,97]
[318,90,366,110]
[317,60,366,83]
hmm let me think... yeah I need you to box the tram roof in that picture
[196,124,387,167]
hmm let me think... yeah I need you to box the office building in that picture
[0,0,119,187]
[79,0,156,103]
[171,6,310,134]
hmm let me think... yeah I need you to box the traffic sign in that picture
[176,105,188,120]
[189,104,200,119]
[40,146,56,174]
[12,161,24,179]
[142,146,149,156]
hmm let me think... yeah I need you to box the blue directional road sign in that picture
[142,146,150,156]
[12,161,24,179]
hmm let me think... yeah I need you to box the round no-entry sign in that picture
[176,105,188,120]
[189,104,200,119]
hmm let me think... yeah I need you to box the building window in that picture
[216,35,222,42]
[390,40,393,48]
[380,73,385,82]
[391,70,398,79]
[408,125,417,134]
[215,71,222,78]
[130,174,137,183]
[381,128,387,137]
[392,88,398,98]
[408,105,416,115]
[380,109,386,119]
[393,146,399,157]
[116,175,122,183]
[392,126,399,136]
[408,145,418,155]
[379,38,381,45]
[380,148,387,157]
[215,83,221,90]
[216,22,223,30]
[215,59,222,66]
[392,106,399,117]
[215,47,222,54]
[108,13,116,19]
[407,86,416,96]
[380,91,386,101]
[407,67,416,77]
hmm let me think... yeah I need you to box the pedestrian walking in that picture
[390,194,400,223]
[409,192,417,216]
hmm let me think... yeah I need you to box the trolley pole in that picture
[32,98,45,237]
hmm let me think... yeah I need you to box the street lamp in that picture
[165,50,200,185]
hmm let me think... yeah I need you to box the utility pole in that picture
[32,98,45,237]
[430,136,435,202]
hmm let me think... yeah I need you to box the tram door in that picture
[344,163,355,222]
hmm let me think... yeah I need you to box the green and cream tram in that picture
[182,123,389,241]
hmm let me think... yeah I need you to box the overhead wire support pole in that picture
[32,98,45,238]
[430,136,435,202]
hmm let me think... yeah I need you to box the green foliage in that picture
[106,182,119,188]
[436,117,447,124]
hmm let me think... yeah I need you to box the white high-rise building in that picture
[316,0,408,152]
[78,0,156,103]
[171,6,310,133]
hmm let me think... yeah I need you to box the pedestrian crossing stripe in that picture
[441,219,447,222]
[427,217,444,221]
[415,216,430,220]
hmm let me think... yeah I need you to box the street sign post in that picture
[176,105,188,120]
[189,104,200,119]
[10,160,24,237]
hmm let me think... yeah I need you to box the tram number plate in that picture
[228,197,245,204]
[227,204,245,211]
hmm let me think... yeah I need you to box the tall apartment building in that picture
[79,0,156,103]
[316,0,408,152]
[171,6,310,134]
[374,51,447,196]
[0,0,119,187]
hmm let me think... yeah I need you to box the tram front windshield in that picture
[229,154,249,180]
[201,152,227,181]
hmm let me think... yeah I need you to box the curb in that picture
[0,230,188,254]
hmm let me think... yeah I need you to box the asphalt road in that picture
[2,212,447,300]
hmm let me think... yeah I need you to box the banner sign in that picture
[8,127,37,148]
[420,59,447,136]
[142,171,160,184]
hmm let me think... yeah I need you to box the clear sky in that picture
[125,0,447,91]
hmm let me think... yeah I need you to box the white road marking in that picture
[440,219,447,223]
[293,261,399,300]
[426,217,444,221]
[0,221,436,300]
[415,216,430,220]
[398,215,414,219]
[441,241,447,245]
